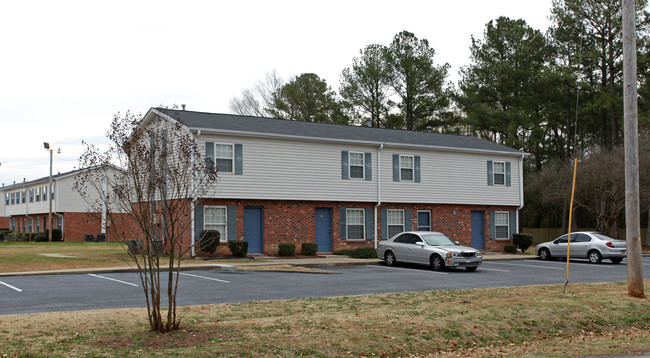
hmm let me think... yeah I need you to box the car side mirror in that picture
[415,242,425,247]
[455,241,460,245]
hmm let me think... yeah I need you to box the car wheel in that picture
[466,266,478,272]
[430,255,445,271]
[610,257,623,264]
[588,250,602,264]
[538,248,551,261]
[385,251,396,266]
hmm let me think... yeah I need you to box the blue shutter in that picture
[365,208,373,240]
[509,210,516,238]
[234,144,243,175]
[341,151,349,179]
[364,152,372,181]
[205,142,214,172]
[195,205,204,243]
[487,160,494,186]
[505,162,511,186]
[489,211,495,239]
[414,156,421,183]
[381,208,388,240]
[392,154,400,181]
[404,209,412,231]
[339,206,347,239]
[227,205,237,241]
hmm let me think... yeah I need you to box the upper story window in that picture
[341,151,371,180]
[21,190,26,204]
[349,152,365,179]
[29,189,34,203]
[10,192,15,205]
[346,208,365,241]
[487,160,511,186]
[400,155,414,181]
[206,142,243,175]
[4,193,8,205]
[36,187,42,202]
[42,186,47,201]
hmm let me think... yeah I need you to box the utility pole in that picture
[622,0,645,298]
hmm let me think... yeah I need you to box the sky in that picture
[0,0,554,187]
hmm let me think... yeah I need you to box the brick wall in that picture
[0,216,9,229]
[196,199,516,256]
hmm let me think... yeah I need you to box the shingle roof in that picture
[155,108,523,156]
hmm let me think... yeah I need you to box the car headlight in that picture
[446,252,460,258]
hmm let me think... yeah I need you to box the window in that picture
[387,209,405,238]
[29,189,34,203]
[10,192,15,205]
[21,190,26,204]
[36,187,41,202]
[493,212,509,239]
[28,217,33,232]
[493,161,505,185]
[214,144,233,173]
[346,208,365,240]
[35,217,41,232]
[400,155,414,181]
[10,218,15,232]
[4,193,8,205]
[42,186,47,201]
[204,206,228,242]
[349,152,364,179]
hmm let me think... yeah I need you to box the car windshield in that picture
[421,233,457,246]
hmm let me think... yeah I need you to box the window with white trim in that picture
[387,209,405,238]
[28,217,33,232]
[204,206,228,242]
[349,152,364,179]
[214,144,234,173]
[29,189,34,203]
[42,186,47,201]
[21,190,26,204]
[10,218,16,232]
[493,161,505,185]
[494,211,509,239]
[346,208,365,240]
[400,155,414,181]
[35,217,41,232]
[36,187,41,202]
[10,192,15,205]
[4,193,8,205]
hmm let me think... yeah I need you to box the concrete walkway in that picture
[0,252,534,277]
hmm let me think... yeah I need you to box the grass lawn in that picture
[0,281,648,357]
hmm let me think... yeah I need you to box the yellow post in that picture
[564,158,578,295]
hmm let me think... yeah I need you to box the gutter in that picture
[516,154,525,233]
[374,144,383,249]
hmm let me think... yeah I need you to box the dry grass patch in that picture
[1,281,648,357]
[235,264,338,273]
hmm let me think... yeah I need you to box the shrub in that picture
[334,247,378,258]
[301,243,318,256]
[44,229,63,242]
[278,243,295,256]
[228,240,248,257]
[513,233,534,252]
[198,230,220,254]
[504,245,518,253]
[34,233,48,242]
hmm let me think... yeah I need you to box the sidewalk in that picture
[0,252,534,277]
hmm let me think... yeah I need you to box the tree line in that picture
[230,0,650,238]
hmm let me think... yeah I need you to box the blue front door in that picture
[471,211,485,250]
[314,208,332,253]
[417,211,431,231]
[244,207,264,254]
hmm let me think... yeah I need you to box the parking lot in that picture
[1,257,649,315]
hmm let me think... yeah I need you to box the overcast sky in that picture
[0,0,555,187]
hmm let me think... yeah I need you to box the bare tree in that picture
[230,70,284,117]
[74,109,217,332]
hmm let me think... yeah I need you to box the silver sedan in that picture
[535,231,627,264]
[376,231,483,271]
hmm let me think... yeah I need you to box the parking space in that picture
[1,257,648,316]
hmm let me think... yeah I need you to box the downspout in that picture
[516,154,525,234]
[374,143,384,249]
[52,178,64,238]
[190,129,201,257]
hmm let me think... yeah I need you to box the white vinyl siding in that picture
[346,208,365,241]
[349,152,364,179]
[387,209,405,238]
[494,211,509,239]
[204,206,228,242]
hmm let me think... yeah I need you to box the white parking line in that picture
[525,260,622,268]
[478,267,510,272]
[180,272,230,283]
[87,273,139,287]
[492,262,564,270]
[366,265,449,275]
[0,280,23,292]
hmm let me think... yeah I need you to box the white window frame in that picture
[29,189,34,203]
[35,217,41,232]
[387,209,405,238]
[212,143,234,174]
[28,217,33,232]
[10,218,16,231]
[36,187,41,202]
[21,190,26,204]
[494,211,510,239]
[204,205,228,242]
[493,161,505,186]
[42,186,48,201]
[10,192,15,205]
[400,155,414,181]
[346,208,365,241]
[348,152,365,179]
[4,193,8,205]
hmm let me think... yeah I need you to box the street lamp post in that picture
[44,143,60,242]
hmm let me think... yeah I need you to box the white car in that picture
[376,231,482,271]
[535,231,626,264]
